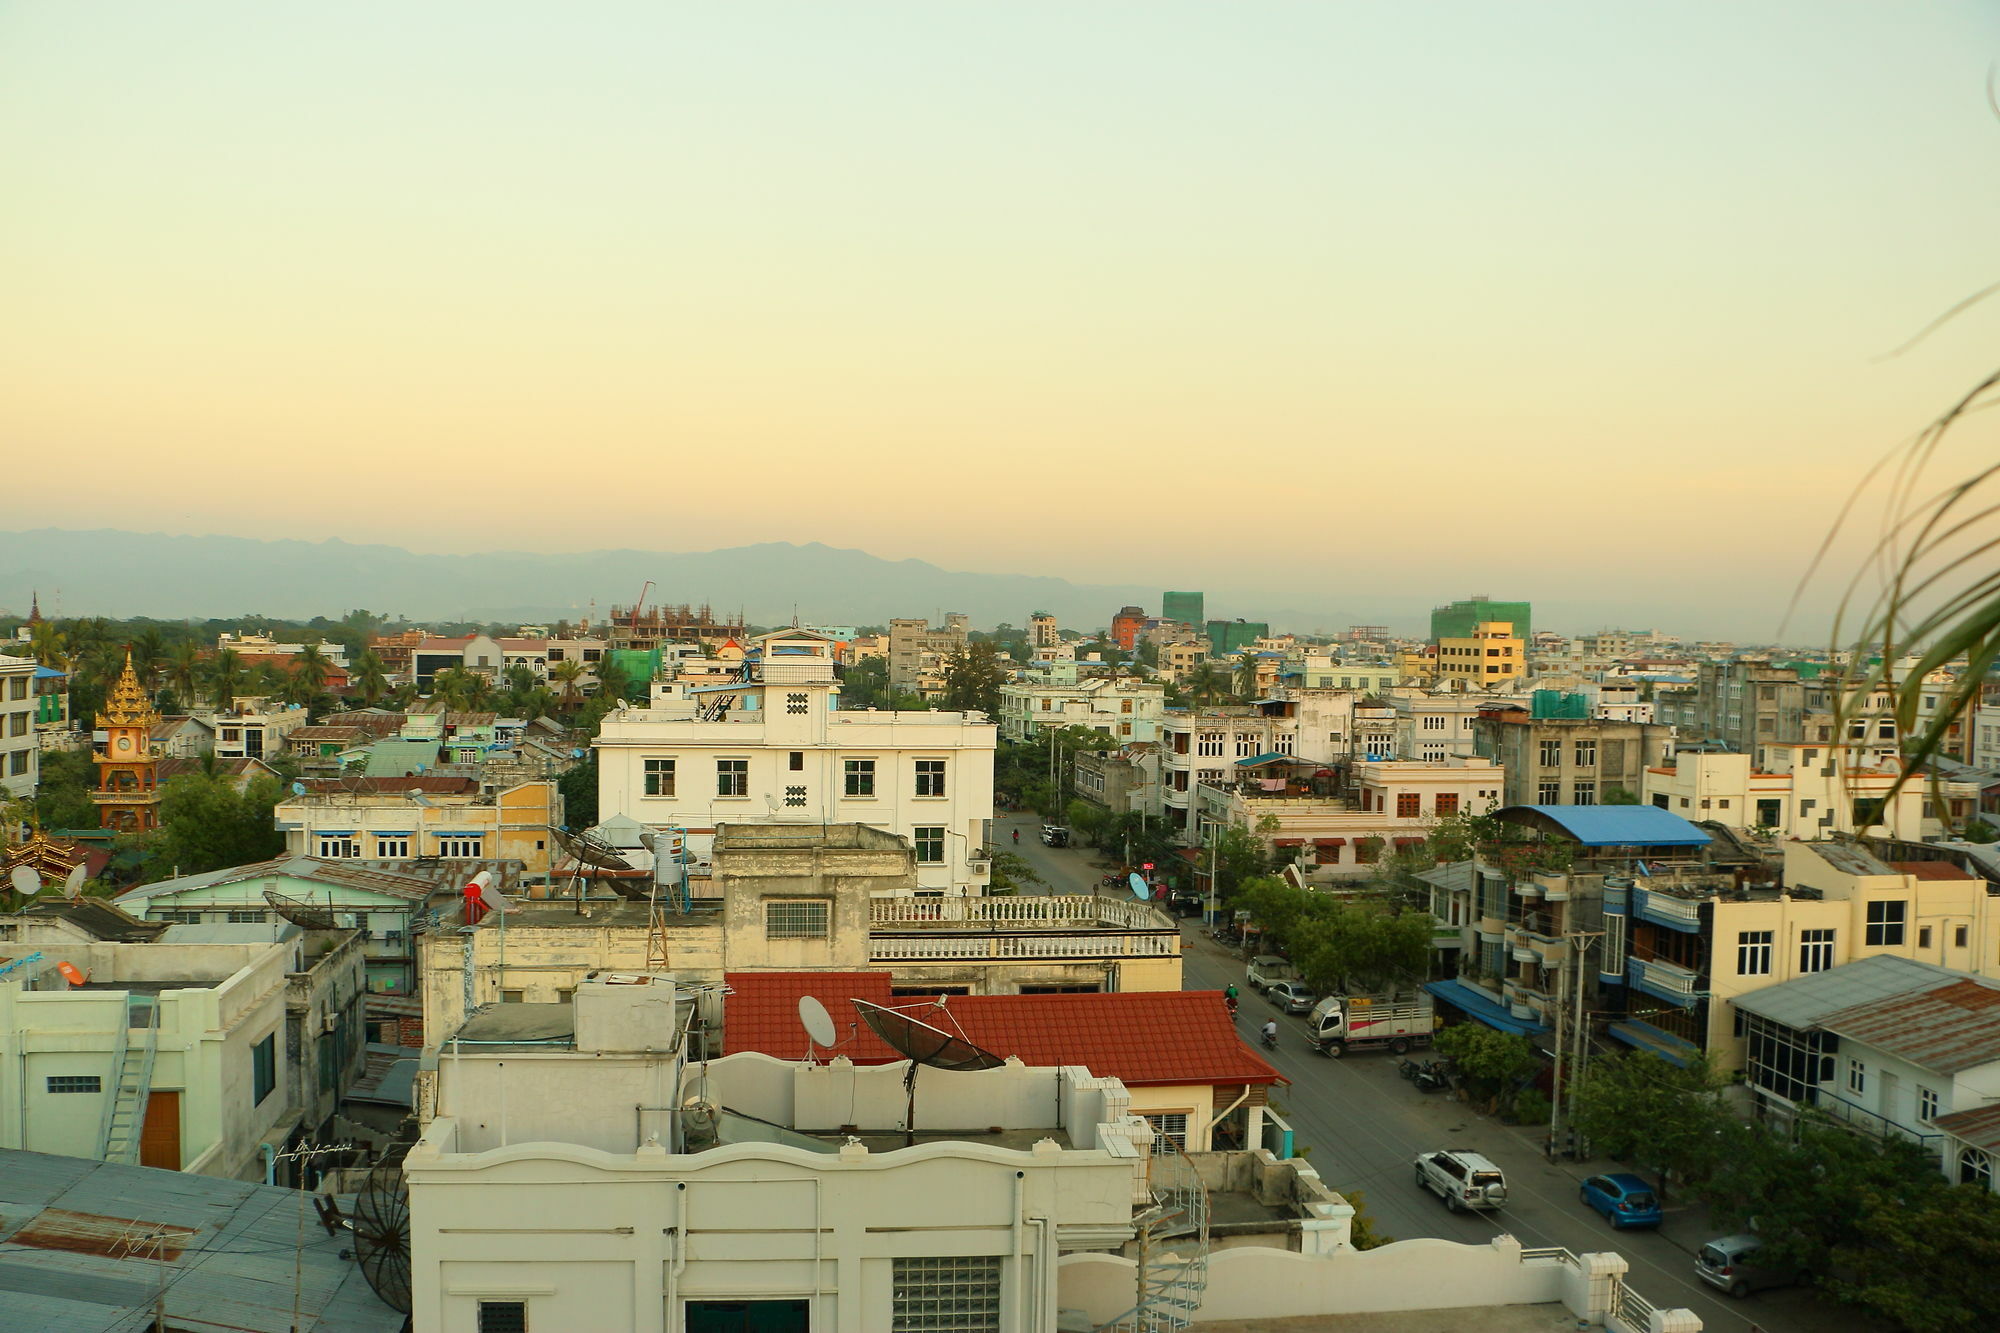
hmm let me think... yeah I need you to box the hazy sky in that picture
[5,2,1999,638]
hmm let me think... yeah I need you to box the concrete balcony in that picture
[1633,888,1703,933]
[870,932,1181,963]
[1475,915,1506,940]
[1627,957,1703,1007]
[870,895,1171,932]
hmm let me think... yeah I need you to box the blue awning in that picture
[1234,752,1294,767]
[1423,979,1549,1037]
[1608,1018,1700,1067]
[1494,805,1712,848]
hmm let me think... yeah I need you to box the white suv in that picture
[1414,1148,1509,1213]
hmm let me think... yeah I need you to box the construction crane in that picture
[630,580,654,636]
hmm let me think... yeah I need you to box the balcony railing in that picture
[869,894,1174,931]
[870,932,1181,962]
[1633,888,1703,932]
[1627,957,1703,1007]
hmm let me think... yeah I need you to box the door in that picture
[684,1300,810,1333]
[139,1090,181,1170]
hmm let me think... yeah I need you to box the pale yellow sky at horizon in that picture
[4,1,1999,633]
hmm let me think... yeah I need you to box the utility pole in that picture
[1549,930,1601,1159]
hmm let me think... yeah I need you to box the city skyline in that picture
[5,3,2000,637]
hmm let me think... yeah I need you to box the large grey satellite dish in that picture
[799,995,837,1050]
[62,864,87,899]
[853,998,1007,1145]
[8,866,39,899]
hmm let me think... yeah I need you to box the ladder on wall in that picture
[98,995,160,1164]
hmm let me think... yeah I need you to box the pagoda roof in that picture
[94,651,158,729]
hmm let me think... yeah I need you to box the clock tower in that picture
[94,651,162,832]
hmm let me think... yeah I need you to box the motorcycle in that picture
[1397,1057,1453,1093]
[1225,994,1240,1018]
[1260,1027,1279,1051]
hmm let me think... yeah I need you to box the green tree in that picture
[165,640,203,707]
[836,656,890,710]
[986,849,1047,894]
[206,648,246,712]
[557,753,598,829]
[1432,1024,1538,1110]
[1602,784,1641,805]
[30,748,99,830]
[1288,904,1433,992]
[550,659,589,712]
[941,641,1006,718]
[351,650,391,706]
[1570,1050,1730,1199]
[292,643,332,695]
[144,771,287,876]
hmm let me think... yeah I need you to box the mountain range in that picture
[0,528,1198,631]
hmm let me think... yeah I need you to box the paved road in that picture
[1178,932,1853,1333]
[992,814,1857,1330]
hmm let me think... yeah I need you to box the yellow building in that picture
[1435,621,1524,690]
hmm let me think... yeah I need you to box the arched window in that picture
[1960,1146,1991,1190]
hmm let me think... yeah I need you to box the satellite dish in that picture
[570,748,584,759]
[1128,872,1152,900]
[289,781,306,796]
[410,792,431,808]
[8,866,39,899]
[853,1000,1006,1072]
[349,1162,412,1313]
[265,888,339,930]
[799,995,837,1050]
[62,864,87,899]
[414,763,426,774]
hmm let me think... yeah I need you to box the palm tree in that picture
[519,686,559,721]
[1233,652,1263,700]
[130,628,168,692]
[166,641,203,707]
[352,650,390,706]
[551,660,588,712]
[292,644,332,695]
[27,621,68,669]
[1186,663,1224,707]
[207,649,245,712]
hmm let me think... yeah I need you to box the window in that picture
[789,751,805,771]
[1865,900,1907,947]
[1395,792,1421,817]
[1197,732,1224,757]
[500,989,525,1003]
[1919,926,1933,950]
[252,1034,276,1104]
[1920,1087,1939,1122]
[786,692,810,715]
[1963,1147,1993,1190]
[1957,925,1970,949]
[1142,1112,1190,1151]
[226,909,266,924]
[915,759,947,797]
[1273,733,1293,754]
[1435,793,1459,816]
[1423,715,1447,731]
[892,1255,1001,1333]
[1236,735,1261,757]
[8,751,26,776]
[1736,930,1773,976]
[914,826,946,864]
[1799,928,1836,974]
[477,1301,528,1333]
[1574,740,1597,767]
[845,759,877,797]
[1538,739,1562,767]
[1572,782,1597,805]
[439,837,484,859]
[765,899,830,938]
[1197,768,1224,787]
[317,837,360,859]
[46,1075,101,1094]
[643,758,676,797]
[375,838,409,859]
[1847,1057,1866,1094]
[1537,782,1561,804]
[784,785,807,808]
[716,758,749,797]
[1121,698,1134,714]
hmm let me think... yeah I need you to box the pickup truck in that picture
[1245,956,1298,992]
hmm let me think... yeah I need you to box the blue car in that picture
[1579,1173,1662,1229]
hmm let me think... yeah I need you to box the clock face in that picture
[116,737,130,752]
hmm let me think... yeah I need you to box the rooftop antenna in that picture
[853,998,1006,1146]
[798,995,837,1062]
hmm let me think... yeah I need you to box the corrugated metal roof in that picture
[116,855,439,904]
[0,1149,403,1332]
[1931,1103,2000,1152]
[1816,978,2000,1074]
[1497,805,1712,847]
[1730,955,1968,1030]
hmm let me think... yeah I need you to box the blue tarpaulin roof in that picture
[1234,752,1294,767]
[1496,805,1712,847]
[1423,979,1549,1037]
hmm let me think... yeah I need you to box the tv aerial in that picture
[853,998,1006,1146]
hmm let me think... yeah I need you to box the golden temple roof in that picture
[95,650,160,730]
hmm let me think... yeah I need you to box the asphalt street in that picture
[994,812,1857,1333]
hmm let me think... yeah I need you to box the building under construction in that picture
[606,602,749,651]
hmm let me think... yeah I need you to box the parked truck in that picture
[1245,955,1298,993]
[1306,990,1435,1057]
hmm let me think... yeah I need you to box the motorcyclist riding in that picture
[1261,1020,1278,1047]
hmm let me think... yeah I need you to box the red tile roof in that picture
[724,971,1283,1088]
[1887,861,1976,881]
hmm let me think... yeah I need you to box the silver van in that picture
[1695,1234,1800,1297]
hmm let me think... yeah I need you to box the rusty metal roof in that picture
[1932,1103,2000,1152]
[1818,977,2000,1075]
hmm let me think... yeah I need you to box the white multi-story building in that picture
[597,633,996,894]
[998,676,1166,743]
[1392,691,1521,763]
[1641,745,1939,840]
[208,698,311,763]
[0,652,38,802]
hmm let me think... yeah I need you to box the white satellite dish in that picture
[481,883,514,916]
[799,995,837,1050]
[62,864,87,899]
[8,866,40,899]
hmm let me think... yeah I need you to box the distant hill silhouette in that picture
[0,528,1169,629]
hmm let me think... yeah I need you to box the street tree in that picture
[1569,1050,1730,1198]
[941,641,1007,718]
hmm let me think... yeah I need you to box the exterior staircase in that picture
[1096,1140,1211,1333]
[97,995,160,1164]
